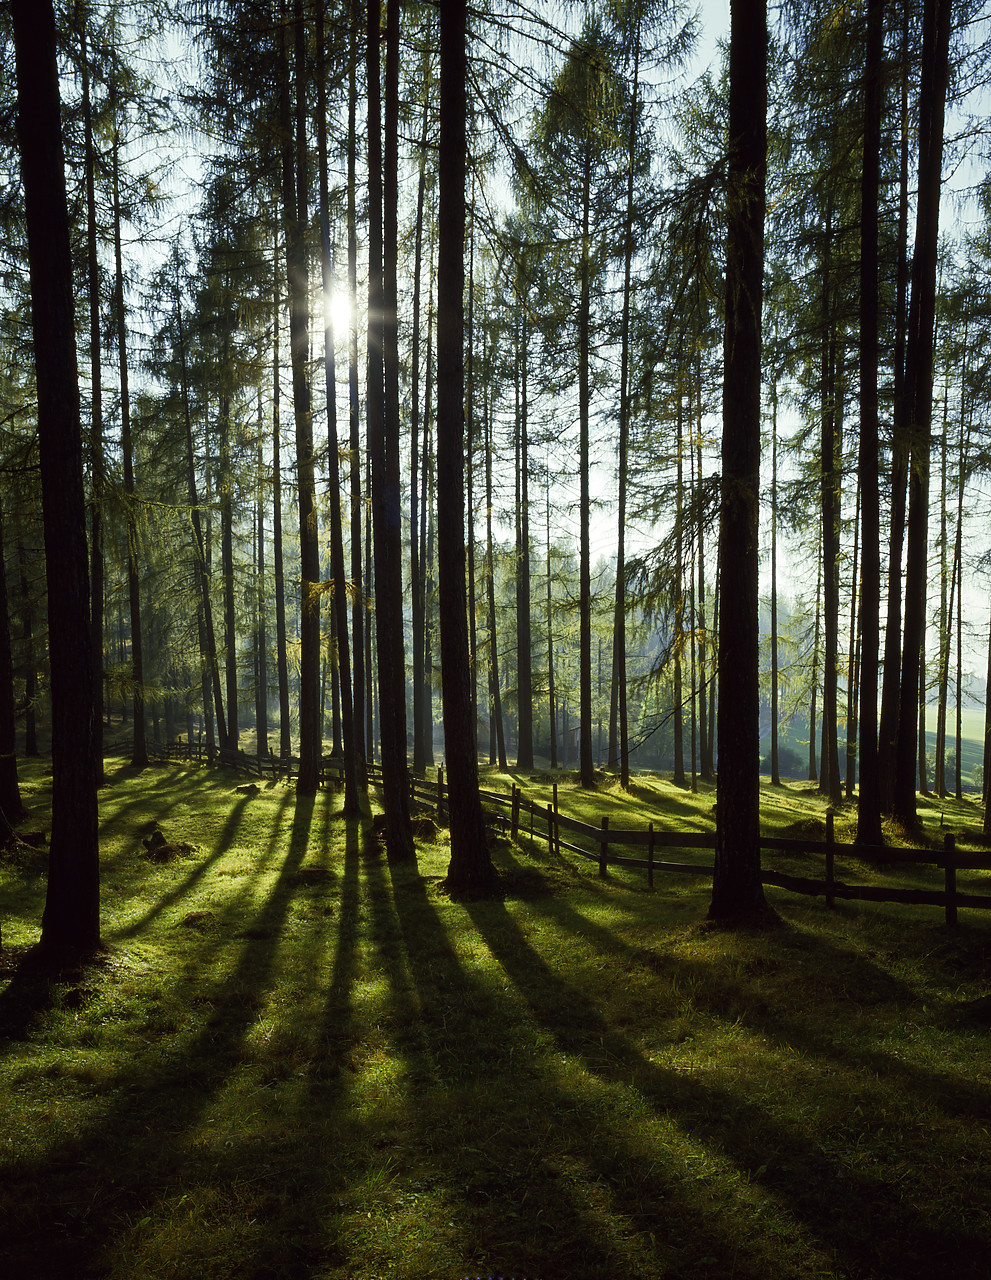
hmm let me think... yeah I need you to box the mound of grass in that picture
[1,758,990,1278]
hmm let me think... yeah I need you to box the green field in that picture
[2,760,990,1279]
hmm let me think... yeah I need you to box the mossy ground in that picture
[1,757,990,1279]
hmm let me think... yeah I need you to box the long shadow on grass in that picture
[373,854,748,1279]
[463,883,990,1280]
[515,853,991,1123]
[113,788,289,940]
[0,791,335,1279]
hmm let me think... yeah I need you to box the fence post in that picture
[647,822,655,890]
[599,815,609,878]
[944,832,957,927]
[552,781,560,856]
[546,803,554,854]
[825,808,835,909]
[437,767,445,822]
[511,784,520,844]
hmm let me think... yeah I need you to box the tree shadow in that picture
[460,878,990,1279]
[0,789,335,1278]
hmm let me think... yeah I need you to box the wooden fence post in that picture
[437,767,445,822]
[944,832,957,927]
[511,784,520,844]
[825,808,835,909]
[552,782,560,857]
[647,822,655,890]
[546,803,554,854]
[599,815,609,877]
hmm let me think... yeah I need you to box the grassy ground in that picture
[2,758,991,1279]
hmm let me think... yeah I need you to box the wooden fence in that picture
[393,765,991,928]
[148,741,990,926]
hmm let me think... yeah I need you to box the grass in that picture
[2,756,991,1279]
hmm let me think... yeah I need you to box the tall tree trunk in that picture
[697,390,713,781]
[878,0,912,810]
[710,0,771,924]
[410,80,430,775]
[112,96,147,769]
[856,0,885,843]
[347,0,367,770]
[484,385,507,771]
[515,284,534,771]
[219,381,238,749]
[280,1,320,793]
[13,0,99,955]
[892,0,951,825]
[177,288,228,748]
[673,388,686,788]
[80,16,105,785]
[578,147,594,789]
[272,244,292,762]
[935,390,951,798]
[317,1,362,809]
[367,0,413,854]
[255,385,268,755]
[422,287,436,767]
[819,221,842,808]
[437,0,493,894]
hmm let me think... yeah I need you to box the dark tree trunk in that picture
[346,0,367,770]
[857,0,885,843]
[219,385,238,749]
[892,0,952,825]
[878,0,912,811]
[13,0,99,955]
[709,0,772,925]
[255,389,268,756]
[317,0,362,809]
[177,291,228,748]
[112,102,146,769]
[438,0,494,894]
[80,17,105,785]
[410,86,429,775]
[279,1,320,793]
[367,0,413,856]
[515,292,534,772]
[578,149,594,789]
[272,250,292,763]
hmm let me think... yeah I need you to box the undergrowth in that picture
[1,757,989,1279]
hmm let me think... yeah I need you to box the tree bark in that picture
[856,0,884,844]
[367,0,414,856]
[892,0,952,825]
[438,0,495,895]
[280,0,321,794]
[112,95,147,769]
[13,0,100,956]
[709,0,772,925]
[317,0,362,809]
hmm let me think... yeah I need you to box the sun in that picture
[324,289,352,335]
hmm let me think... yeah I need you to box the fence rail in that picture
[391,765,991,927]
[147,741,990,926]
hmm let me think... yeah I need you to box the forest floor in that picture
[1,758,990,1279]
